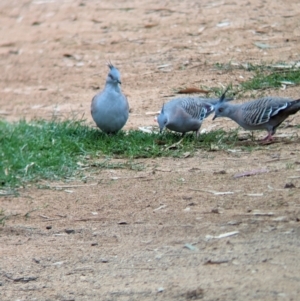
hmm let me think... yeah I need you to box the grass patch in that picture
[214,61,300,93]
[241,68,300,91]
[0,119,239,189]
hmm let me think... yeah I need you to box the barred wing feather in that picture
[242,98,289,125]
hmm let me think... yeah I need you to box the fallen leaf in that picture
[177,87,210,94]
[144,23,158,28]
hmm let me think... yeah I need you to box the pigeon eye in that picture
[218,108,224,113]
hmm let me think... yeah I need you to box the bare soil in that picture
[1,0,300,300]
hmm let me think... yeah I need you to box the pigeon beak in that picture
[212,114,217,121]
[118,80,122,85]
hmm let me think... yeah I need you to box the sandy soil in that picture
[1,0,300,300]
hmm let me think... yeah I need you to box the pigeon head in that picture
[157,104,168,133]
[212,87,231,120]
[106,63,121,85]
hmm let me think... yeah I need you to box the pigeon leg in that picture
[262,132,274,142]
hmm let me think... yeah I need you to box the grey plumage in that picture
[157,96,220,137]
[213,94,300,141]
[91,63,129,134]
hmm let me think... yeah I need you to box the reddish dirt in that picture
[1,1,300,300]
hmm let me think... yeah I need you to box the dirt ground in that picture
[1,0,300,300]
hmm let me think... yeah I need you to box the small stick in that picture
[48,183,98,189]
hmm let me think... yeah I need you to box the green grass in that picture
[214,61,300,93]
[241,68,300,91]
[0,119,239,189]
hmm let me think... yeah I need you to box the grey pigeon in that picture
[91,63,129,134]
[157,97,221,137]
[213,92,300,141]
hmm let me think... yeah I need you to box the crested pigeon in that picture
[157,96,221,137]
[213,92,300,141]
[91,63,129,134]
